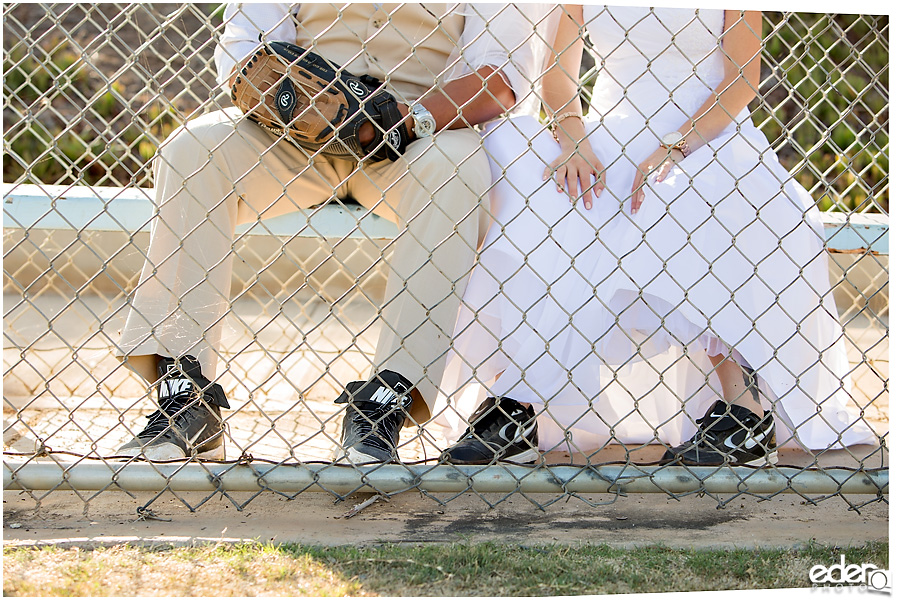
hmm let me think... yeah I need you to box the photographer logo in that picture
[809,555,890,594]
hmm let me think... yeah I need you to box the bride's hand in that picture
[542,143,606,210]
[630,147,682,214]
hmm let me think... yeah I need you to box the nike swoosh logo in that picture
[723,420,774,451]
[498,420,536,444]
[187,425,208,447]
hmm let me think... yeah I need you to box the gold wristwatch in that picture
[660,132,691,157]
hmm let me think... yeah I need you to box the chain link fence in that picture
[3,5,888,514]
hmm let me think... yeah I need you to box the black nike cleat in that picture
[441,397,539,465]
[117,355,229,461]
[661,399,777,467]
[334,370,414,464]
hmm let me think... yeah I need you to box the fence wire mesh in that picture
[3,4,888,514]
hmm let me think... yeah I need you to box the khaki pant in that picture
[117,107,492,421]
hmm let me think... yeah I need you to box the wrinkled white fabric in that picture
[435,6,877,453]
[441,4,559,115]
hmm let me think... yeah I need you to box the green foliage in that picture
[756,13,888,213]
[3,43,181,188]
[2,12,889,214]
[208,3,226,25]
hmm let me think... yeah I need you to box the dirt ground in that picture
[4,439,890,551]
[3,484,888,551]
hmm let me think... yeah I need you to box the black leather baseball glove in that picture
[231,41,411,161]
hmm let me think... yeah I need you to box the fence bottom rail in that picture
[2,460,888,496]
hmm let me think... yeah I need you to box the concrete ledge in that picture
[3,183,889,253]
[2,183,399,240]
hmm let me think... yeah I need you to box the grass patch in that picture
[3,540,888,596]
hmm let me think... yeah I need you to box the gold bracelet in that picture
[550,111,583,141]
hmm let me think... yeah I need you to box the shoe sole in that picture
[333,446,393,465]
[116,442,225,461]
[660,450,779,467]
[444,447,540,465]
[737,450,778,467]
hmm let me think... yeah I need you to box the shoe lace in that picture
[464,416,492,440]
[350,401,403,436]
[690,414,730,447]
[693,428,720,447]
[691,411,756,449]
[140,387,197,438]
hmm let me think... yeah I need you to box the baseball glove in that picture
[230,41,411,162]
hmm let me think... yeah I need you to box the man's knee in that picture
[156,109,243,168]
[408,130,492,197]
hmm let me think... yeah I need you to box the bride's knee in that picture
[483,116,556,172]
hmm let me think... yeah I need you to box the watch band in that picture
[661,132,692,158]
[672,138,691,157]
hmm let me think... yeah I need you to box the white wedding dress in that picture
[435,6,876,454]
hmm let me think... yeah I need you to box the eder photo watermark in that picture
[810,555,891,593]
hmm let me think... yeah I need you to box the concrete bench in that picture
[2,182,889,254]
[2,183,399,241]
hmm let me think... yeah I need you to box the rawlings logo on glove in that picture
[230,41,411,162]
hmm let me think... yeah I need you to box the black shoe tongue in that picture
[375,370,414,394]
[497,397,529,413]
[158,355,205,382]
[159,376,194,401]
[335,371,413,407]
[335,380,366,404]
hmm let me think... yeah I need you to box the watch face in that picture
[413,105,436,137]
[419,119,435,136]
[662,132,682,146]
